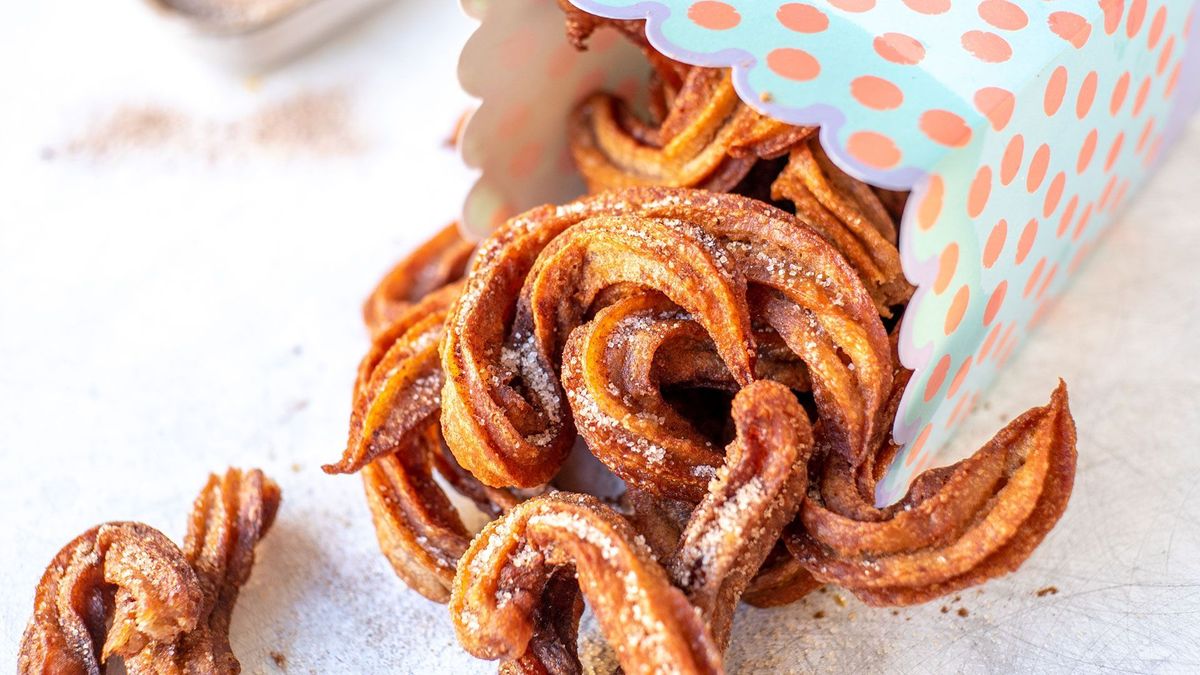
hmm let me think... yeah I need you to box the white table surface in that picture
[2,2,1199,673]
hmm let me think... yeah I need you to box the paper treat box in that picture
[456,0,1200,502]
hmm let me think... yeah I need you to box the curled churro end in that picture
[19,523,203,674]
[667,381,814,649]
[19,469,279,675]
[771,142,912,316]
[451,492,723,674]
[789,382,1077,606]
[442,187,890,490]
[326,282,462,476]
[362,224,474,336]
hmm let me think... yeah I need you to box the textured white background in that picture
[2,1,1199,673]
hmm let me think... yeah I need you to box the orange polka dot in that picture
[1076,71,1098,118]
[1137,116,1156,153]
[1037,264,1059,299]
[1158,37,1176,78]
[1027,144,1050,192]
[847,131,902,169]
[968,166,992,218]
[917,175,944,230]
[993,331,1012,362]
[1113,179,1131,212]
[983,219,1007,268]
[851,76,903,110]
[1166,61,1182,98]
[1126,0,1146,37]
[1057,195,1079,236]
[979,0,1027,29]
[945,286,970,334]
[497,104,531,138]
[1049,12,1092,49]
[903,0,949,14]
[947,394,970,428]
[1105,132,1125,171]
[509,141,544,178]
[948,356,974,397]
[777,3,828,33]
[688,1,741,29]
[983,282,1007,326]
[1077,129,1098,173]
[993,324,1012,360]
[829,0,875,11]
[1016,218,1038,263]
[1043,172,1066,217]
[1000,134,1024,185]
[1111,71,1131,114]
[766,48,821,81]
[1098,174,1118,210]
[979,322,1003,359]
[905,425,932,466]
[934,243,958,294]
[874,33,925,64]
[1101,0,1125,35]
[962,30,1012,63]
[974,87,1015,130]
[500,27,538,69]
[924,354,952,401]
[920,109,972,147]
[1069,242,1092,274]
[1133,76,1152,116]
[547,43,578,79]
[1072,202,1095,240]
[1148,5,1167,49]
[1024,258,1046,297]
[1044,66,1069,116]
[1144,135,1164,166]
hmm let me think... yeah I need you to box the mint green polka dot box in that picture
[454,0,1200,503]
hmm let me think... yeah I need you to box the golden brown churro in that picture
[19,469,279,675]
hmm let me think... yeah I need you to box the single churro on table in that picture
[18,468,280,675]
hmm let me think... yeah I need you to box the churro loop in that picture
[571,68,813,193]
[771,143,912,316]
[442,187,890,489]
[665,380,814,649]
[789,382,1077,606]
[361,422,529,603]
[326,282,462,475]
[19,469,279,675]
[362,224,474,336]
[561,293,807,500]
[450,492,723,675]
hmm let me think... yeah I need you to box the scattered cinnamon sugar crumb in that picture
[952,595,961,603]
[956,608,969,618]
[832,593,846,607]
[940,606,949,614]
[891,610,899,616]
[1036,586,1059,597]
[817,586,827,594]
[55,88,362,162]
[759,91,774,103]
[812,610,825,619]
[269,650,287,669]
[290,463,302,473]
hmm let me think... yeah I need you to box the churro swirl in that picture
[441,187,890,490]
